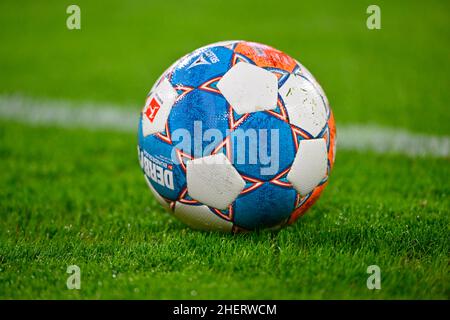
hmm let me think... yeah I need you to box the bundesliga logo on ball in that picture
[138,41,336,232]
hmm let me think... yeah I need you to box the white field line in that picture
[0,95,449,158]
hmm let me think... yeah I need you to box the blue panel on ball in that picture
[138,116,186,201]
[168,90,230,158]
[170,46,234,88]
[229,112,296,181]
[234,183,296,229]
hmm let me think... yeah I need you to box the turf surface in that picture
[0,0,449,299]
[0,122,448,299]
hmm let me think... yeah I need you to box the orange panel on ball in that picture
[288,182,327,224]
[234,41,297,72]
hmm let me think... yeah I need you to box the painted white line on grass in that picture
[0,95,448,158]
[0,95,136,132]
[338,125,449,158]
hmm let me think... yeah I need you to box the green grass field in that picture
[0,0,449,299]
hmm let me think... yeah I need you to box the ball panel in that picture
[327,110,337,168]
[279,74,328,137]
[288,182,327,224]
[170,46,234,88]
[234,41,297,72]
[234,183,296,229]
[141,78,178,137]
[174,202,233,232]
[217,62,278,115]
[168,90,230,158]
[138,123,186,201]
[229,111,296,181]
[294,59,330,111]
[287,138,328,196]
[144,174,171,210]
[186,154,245,210]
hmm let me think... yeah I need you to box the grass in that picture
[0,0,449,299]
[0,0,449,134]
[0,121,448,299]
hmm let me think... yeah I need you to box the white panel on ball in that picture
[174,202,233,232]
[186,153,245,210]
[279,74,327,137]
[294,60,330,110]
[141,78,178,137]
[144,175,170,210]
[287,138,328,196]
[217,62,278,114]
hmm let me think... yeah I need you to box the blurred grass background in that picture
[0,0,449,133]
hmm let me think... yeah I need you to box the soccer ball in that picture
[138,41,336,232]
